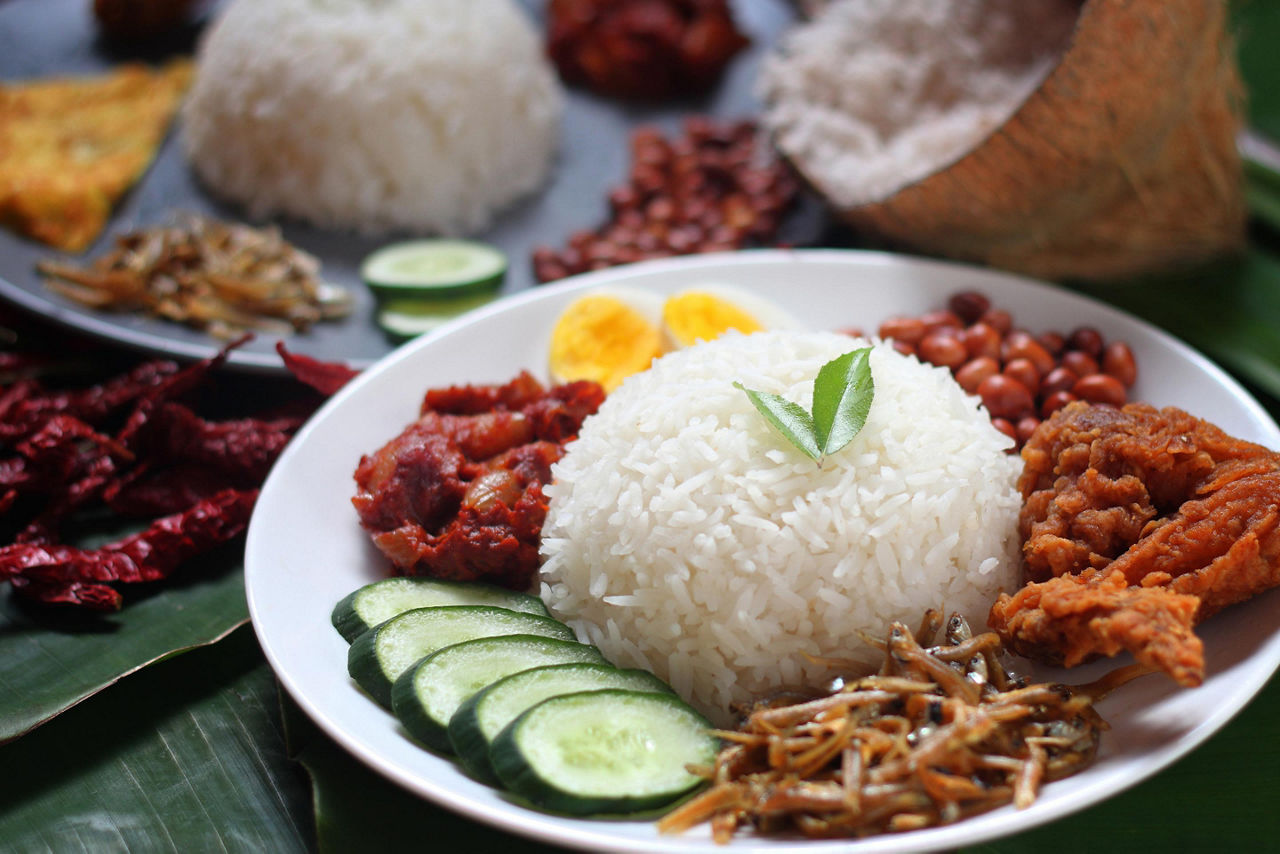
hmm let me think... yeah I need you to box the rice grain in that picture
[182,0,562,235]
[539,331,1023,724]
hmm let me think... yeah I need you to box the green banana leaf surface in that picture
[0,627,312,852]
[3,2,1280,852]
[0,546,248,743]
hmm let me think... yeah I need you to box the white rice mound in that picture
[758,0,1079,208]
[181,0,562,235]
[539,331,1023,724]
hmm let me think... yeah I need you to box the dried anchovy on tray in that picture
[37,214,351,339]
[658,612,1147,842]
[532,117,799,283]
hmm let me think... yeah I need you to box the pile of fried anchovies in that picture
[659,611,1147,842]
[38,215,351,339]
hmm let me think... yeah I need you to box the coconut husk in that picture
[828,0,1246,282]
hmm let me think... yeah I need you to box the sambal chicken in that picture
[352,371,604,590]
[989,401,1280,686]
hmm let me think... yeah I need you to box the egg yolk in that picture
[548,295,663,392]
[662,291,763,348]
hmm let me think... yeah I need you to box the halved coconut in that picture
[761,0,1246,281]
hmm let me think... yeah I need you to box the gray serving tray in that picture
[0,0,826,373]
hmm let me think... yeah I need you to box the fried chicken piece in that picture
[989,401,1280,686]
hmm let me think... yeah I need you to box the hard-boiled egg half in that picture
[548,287,665,393]
[660,284,801,350]
[548,283,801,391]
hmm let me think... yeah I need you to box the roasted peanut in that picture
[918,331,968,369]
[879,316,927,345]
[1067,327,1104,359]
[868,291,1139,452]
[961,322,1002,361]
[948,291,991,325]
[955,356,1000,394]
[1060,350,1100,378]
[1041,366,1079,398]
[978,375,1034,420]
[1073,374,1127,407]
[1103,342,1137,388]
[1002,358,1041,397]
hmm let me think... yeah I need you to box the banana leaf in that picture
[3,620,1277,852]
[1236,0,1280,140]
[0,539,249,743]
[1,4,1277,853]
[0,626,312,852]
[279,693,564,854]
[1075,245,1280,407]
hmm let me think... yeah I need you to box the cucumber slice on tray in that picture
[391,634,607,753]
[331,577,550,643]
[490,689,719,816]
[347,605,574,707]
[362,239,506,341]
[361,239,507,299]
[376,291,501,342]
[449,662,674,782]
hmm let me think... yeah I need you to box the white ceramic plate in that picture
[245,250,1280,854]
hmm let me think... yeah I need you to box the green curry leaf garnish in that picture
[735,347,874,465]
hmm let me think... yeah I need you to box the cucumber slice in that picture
[378,307,446,342]
[391,635,606,753]
[361,239,507,299]
[331,577,550,643]
[450,663,673,782]
[347,605,574,708]
[376,290,497,342]
[490,689,718,816]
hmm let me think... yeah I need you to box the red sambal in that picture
[352,371,604,590]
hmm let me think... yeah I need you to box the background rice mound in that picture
[539,331,1023,724]
[181,0,562,235]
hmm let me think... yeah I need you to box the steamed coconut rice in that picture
[181,0,562,235]
[539,331,1023,723]
[758,0,1079,208]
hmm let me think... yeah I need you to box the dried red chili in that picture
[276,341,359,396]
[0,359,180,443]
[135,402,302,482]
[0,489,257,610]
[104,463,248,517]
[0,335,357,609]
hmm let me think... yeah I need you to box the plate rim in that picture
[246,248,1280,853]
